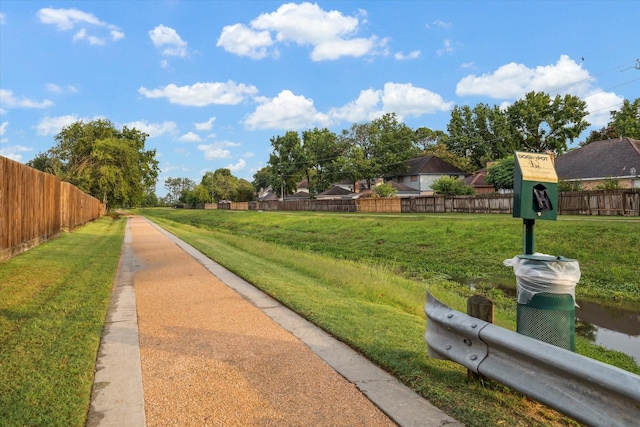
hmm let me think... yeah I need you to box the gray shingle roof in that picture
[317,185,354,196]
[555,138,640,179]
[389,181,420,192]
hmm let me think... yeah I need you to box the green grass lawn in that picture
[135,209,640,303]
[0,217,125,427]
[134,208,640,427]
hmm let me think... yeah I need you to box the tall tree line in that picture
[255,91,629,196]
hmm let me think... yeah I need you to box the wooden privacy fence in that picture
[559,190,639,216]
[210,189,639,216]
[1,156,104,261]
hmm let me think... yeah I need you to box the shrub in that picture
[373,182,398,198]
[596,177,623,190]
[431,176,475,195]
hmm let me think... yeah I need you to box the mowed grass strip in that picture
[134,209,640,303]
[143,214,585,427]
[0,217,125,427]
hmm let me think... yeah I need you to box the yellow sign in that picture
[515,151,558,183]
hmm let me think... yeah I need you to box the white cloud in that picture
[0,13,6,25]
[218,2,387,61]
[226,158,246,172]
[0,89,53,109]
[244,90,330,130]
[46,83,78,94]
[37,7,124,44]
[242,152,255,158]
[456,55,593,99]
[455,55,624,128]
[73,28,106,45]
[197,144,231,160]
[122,120,177,138]
[432,20,452,30]
[110,29,124,41]
[311,37,381,61]
[381,82,453,119]
[436,39,454,56]
[583,91,625,128]
[36,115,82,136]
[0,145,31,162]
[222,140,242,147]
[139,81,258,106]
[194,116,216,131]
[328,88,382,123]
[178,132,202,142]
[327,83,452,123]
[0,121,8,136]
[149,25,188,57]
[460,61,475,69]
[395,50,421,61]
[46,83,62,93]
[37,7,103,30]
[216,24,274,60]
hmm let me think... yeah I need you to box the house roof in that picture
[260,191,279,201]
[285,191,311,200]
[464,168,492,187]
[389,181,420,193]
[555,138,640,180]
[317,185,354,196]
[394,156,466,177]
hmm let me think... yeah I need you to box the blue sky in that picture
[1,1,639,196]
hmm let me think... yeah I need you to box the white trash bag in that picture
[503,254,581,305]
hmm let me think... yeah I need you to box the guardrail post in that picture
[466,295,493,381]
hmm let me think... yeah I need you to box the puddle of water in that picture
[454,275,640,363]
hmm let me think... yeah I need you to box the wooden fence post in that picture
[467,295,494,381]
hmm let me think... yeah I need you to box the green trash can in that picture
[504,255,580,351]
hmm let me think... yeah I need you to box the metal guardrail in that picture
[424,291,640,427]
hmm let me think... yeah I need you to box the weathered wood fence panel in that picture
[558,190,639,216]
[357,197,401,213]
[1,156,103,261]
[204,189,639,217]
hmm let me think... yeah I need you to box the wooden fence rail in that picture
[1,156,104,261]
[211,189,639,216]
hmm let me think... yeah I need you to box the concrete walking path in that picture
[87,216,461,427]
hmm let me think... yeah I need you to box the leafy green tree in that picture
[431,176,475,195]
[507,91,589,155]
[422,142,474,174]
[581,98,639,145]
[370,112,419,177]
[485,156,515,190]
[33,119,159,209]
[301,127,343,196]
[27,152,59,174]
[252,166,272,192]
[164,177,195,205]
[267,131,305,198]
[446,103,514,169]
[235,179,256,202]
[141,192,159,207]
[185,184,212,204]
[609,98,639,139]
[338,113,417,189]
[581,125,619,145]
[413,127,448,151]
[201,168,237,202]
